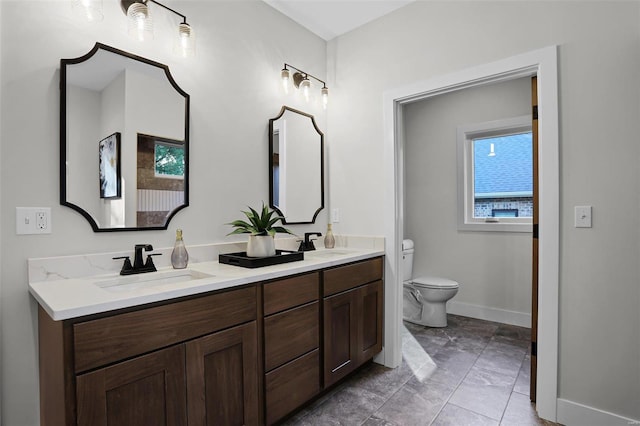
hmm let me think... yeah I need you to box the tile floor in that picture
[282,315,558,426]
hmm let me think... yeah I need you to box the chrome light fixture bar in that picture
[120,0,196,57]
[281,63,329,109]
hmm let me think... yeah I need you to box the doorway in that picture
[382,46,559,421]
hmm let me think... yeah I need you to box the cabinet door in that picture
[358,280,383,363]
[323,289,358,387]
[186,321,259,426]
[76,345,187,426]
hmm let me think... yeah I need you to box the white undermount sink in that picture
[94,269,214,293]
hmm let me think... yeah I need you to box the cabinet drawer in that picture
[264,272,319,315]
[265,349,320,425]
[73,286,256,373]
[323,257,383,297]
[264,302,319,371]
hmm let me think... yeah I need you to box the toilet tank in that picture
[402,239,414,282]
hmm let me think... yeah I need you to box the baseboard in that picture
[557,398,639,426]
[447,301,531,328]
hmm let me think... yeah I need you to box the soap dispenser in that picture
[171,229,189,269]
[324,223,335,249]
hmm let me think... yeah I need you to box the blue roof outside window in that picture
[473,132,533,198]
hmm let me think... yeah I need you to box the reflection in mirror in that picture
[269,106,324,224]
[61,43,189,231]
[136,134,185,227]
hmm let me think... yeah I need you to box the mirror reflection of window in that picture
[137,134,185,227]
[155,141,185,179]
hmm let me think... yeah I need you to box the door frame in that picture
[380,46,559,421]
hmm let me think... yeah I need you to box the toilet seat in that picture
[412,276,459,289]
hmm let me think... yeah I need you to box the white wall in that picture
[404,77,532,318]
[67,84,103,223]
[99,71,126,227]
[328,1,640,421]
[0,1,326,424]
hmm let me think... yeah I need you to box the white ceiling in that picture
[263,0,416,41]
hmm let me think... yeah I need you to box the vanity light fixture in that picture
[120,0,196,57]
[281,63,329,109]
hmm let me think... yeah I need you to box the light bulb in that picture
[281,68,291,94]
[488,143,496,157]
[175,23,195,57]
[321,87,329,109]
[301,78,311,102]
[127,2,153,41]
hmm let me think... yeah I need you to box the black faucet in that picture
[113,244,161,275]
[298,232,322,251]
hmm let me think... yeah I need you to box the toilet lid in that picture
[413,276,459,289]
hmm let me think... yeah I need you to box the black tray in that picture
[219,250,304,268]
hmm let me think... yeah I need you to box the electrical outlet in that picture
[36,211,48,230]
[16,207,52,235]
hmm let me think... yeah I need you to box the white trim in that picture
[379,95,405,368]
[557,398,640,426]
[383,45,559,422]
[447,301,531,328]
[476,191,533,198]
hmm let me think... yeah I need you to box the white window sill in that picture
[458,221,532,233]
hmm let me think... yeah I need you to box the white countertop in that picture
[29,248,384,321]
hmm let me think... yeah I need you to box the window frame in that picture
[456,115,533,233]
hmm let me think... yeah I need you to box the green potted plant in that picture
[227,203,294,257]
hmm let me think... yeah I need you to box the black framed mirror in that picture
[60,43,190,231]
[269,106,324,224]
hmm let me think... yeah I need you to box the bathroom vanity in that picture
[30,247,384,426]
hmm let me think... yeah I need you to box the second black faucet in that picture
[298,232,322,251]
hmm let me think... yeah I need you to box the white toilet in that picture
[402,239,459,327]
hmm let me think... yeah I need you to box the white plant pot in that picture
[246,235,276,257]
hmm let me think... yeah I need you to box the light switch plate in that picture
[574,206,592,228]
[331,208,341,223]
[16,207,52,234]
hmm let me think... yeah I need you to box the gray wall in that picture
[327,1,640,420]
[0,1,326,424]
[404,77,532,317]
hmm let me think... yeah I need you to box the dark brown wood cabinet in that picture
[37,256,384,426]
[358,280,384,362]
[323,287,359,385]
[76,345,187,425]
[38,286,259,426]
[323,258,384,388]
[262,272,321,425]
[186,322,259,426]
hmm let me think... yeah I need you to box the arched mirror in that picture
[269,106,324,224]
[60,43,189,231]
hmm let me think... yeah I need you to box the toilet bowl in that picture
[402,239,459,327]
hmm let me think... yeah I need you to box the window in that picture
[155,140,185,179]
[457,116,532,232]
